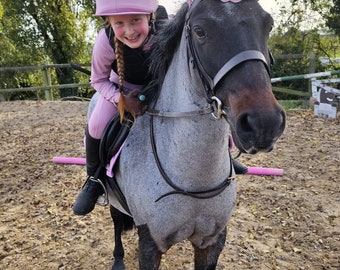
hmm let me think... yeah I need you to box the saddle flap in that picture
[99,113,134,166]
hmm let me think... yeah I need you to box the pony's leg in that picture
[137,225,162,270]
[193,227,227,270]
[110,205,134,270]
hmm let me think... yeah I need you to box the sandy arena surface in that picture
[0,101,339,269]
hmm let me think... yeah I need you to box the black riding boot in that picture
[232,159,248,174]
[73,127,105,215]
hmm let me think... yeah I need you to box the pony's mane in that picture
[142,3,189,103]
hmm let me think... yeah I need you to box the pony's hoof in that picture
[112,260,125,270]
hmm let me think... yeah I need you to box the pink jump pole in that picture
[52,156,86,165]
[52,157,283,176]
[246,167,283,176]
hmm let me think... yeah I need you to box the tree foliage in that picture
[1,0,339,101]
[0,0,98,98]
[325,0,340,36]
[273,0,339,39]
[268,0,340,99]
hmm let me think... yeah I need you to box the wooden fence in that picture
[0,63,91,101]
[271,70,340,98]
[1,62,339,101]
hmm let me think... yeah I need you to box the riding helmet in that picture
[94,0,158,16]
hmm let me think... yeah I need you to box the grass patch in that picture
[278,99,310,110]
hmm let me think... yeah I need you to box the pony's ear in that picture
[187,0,194,7]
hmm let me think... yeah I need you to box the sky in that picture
[158,0,278,15]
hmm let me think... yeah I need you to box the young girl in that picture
[73,0,167,215]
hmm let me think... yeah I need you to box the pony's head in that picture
[186,0,285,154]
[145,0,285,154]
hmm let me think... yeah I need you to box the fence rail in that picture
[0,63,339,101]
[0,63,91,100]
[0,83,91,93]
[271,87,310,97]
[271,70,340,83]
[0,63,90,72]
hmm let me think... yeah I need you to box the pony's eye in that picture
[193,26,206,39]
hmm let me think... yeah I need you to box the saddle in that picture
[99,112,134,215]
[99,112,134,165]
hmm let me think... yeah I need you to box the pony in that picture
[94,0,286,269]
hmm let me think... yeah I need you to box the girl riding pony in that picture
[73,0,168,215]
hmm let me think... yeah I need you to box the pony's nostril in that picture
[279,110,286,131]
[238,113,254,133]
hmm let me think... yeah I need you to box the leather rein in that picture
[149,1,271,202]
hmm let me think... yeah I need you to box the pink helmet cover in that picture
[94,0,158,16]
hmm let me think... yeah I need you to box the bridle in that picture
[148,0,273,120]
[185,0,272,119]
[149,0,272,202]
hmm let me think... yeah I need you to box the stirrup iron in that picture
[88,176,109,206]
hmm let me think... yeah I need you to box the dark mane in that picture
[142,3,189,103]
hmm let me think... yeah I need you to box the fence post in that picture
[308,53,316,94]
[42,61,53,101]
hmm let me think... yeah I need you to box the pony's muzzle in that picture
[235,108,286,154]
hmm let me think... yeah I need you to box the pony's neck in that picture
[155,30,207,112]
[149,29,232,183]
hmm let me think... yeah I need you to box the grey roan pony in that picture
[99,0,286,269]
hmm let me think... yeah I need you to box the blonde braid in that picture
[114,37,127,122]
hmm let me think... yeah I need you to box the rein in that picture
[149,0,270,202]
[150,114,235,203]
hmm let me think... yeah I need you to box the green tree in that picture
[273,0,332,31]
[0,0,96,98]
[268,0,339,100]
[274,0,338,36]
[326,0,340,37]
[269,28,314,99]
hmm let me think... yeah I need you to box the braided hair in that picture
[114,37,126,120]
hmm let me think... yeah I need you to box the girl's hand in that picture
[123,89,147,115]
